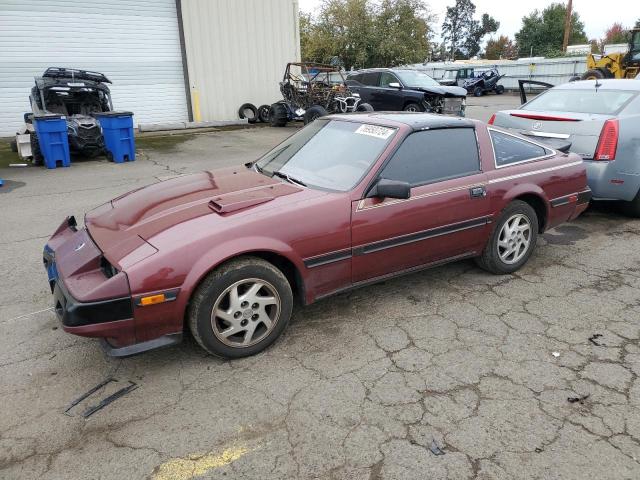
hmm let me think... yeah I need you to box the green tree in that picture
[465,13,500,58]
[515,3,588,57]
[484,35,518,60]
[372,0,434,66]
[442,1,499,60]
[300,0,434,68]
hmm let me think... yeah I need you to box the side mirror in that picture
[388,82,402,89]
[368,178,411,199]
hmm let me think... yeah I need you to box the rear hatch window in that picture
[522,89,636,115]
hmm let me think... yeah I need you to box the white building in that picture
[0,0,300,136]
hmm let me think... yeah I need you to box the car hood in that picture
[409,85,467,97]
[85,167,306,263]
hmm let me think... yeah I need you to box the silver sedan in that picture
[491,79,640,215]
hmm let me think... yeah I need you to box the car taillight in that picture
[594,119,619,161]
[488,114,496,125]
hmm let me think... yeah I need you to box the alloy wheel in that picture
[211,278,281,348]
[497,214,531,265]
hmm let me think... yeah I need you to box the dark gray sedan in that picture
[490,79,640,215]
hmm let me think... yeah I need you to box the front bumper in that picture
[43,216,183,357]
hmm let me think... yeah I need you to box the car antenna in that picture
[594,78,601,91]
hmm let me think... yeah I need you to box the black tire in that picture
[403,102,424,112]
[303,105,329,125]
[257,104,271,123]
[269,103,288,127]
[581,69,605,80]
[495,85,505,94]
[10,139,18,153]
[476,200,539,275]
[188,256,293,358]
[238,103,258,124]
[356,102,374,112]
[568,75,581,82]
[621,189,640,217]
[474,86,484,97]
[30,133,44,166]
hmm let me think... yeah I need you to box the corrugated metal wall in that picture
[180,0,300,122]
[414,57,588,90]
[0,0,189,136]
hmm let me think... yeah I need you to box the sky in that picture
[297,0,635,42]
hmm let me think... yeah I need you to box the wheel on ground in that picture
[257,104,271,123]
[403,103,423,112]
[188,256,293,358]
[356,102,374,112]
[473,86,484,97]
[476,200,539,274]
[269,103,289,127]
[621,189,640,217]
[30,132,43,166]
[581,69,605,80]
[238,103,258,124]
[495,85,505,94]
[303,105,329,125]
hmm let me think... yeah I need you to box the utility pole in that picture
[562,0,573,52]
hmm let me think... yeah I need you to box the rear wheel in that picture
[30,132,43,166]
[495,85,505,94]
[581,69,605,80]
[303,105,328,125]
[476,201,538,274]
[269,103,289,127]
[621,189,640,217]
[474,86,484,97]
[188,256,293,358]
[356,102,374,112]
[403,103,423,112]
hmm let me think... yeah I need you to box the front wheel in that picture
[473,87,484,97]
[403,103,423,112]
[476,201,538,274]
[188,256,293,358]
[303,105,328,125]
[581,69,605,80]
[495,85,504,94]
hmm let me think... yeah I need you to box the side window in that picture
[361,72,380,86]
[379,72,399,87]
[380,128,480,186]
[490,130,551,167]
[348,74,362,84]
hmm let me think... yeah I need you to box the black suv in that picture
[346,68,467,116]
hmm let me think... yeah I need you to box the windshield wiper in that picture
[272,171,306,187]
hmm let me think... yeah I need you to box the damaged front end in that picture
[424,95,466,117]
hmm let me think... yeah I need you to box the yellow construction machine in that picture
[582,28,640,80]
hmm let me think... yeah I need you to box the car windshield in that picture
[395,70,440,88]
[255,119,396,191]
[522,89,637,115]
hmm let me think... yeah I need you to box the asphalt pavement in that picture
[1,95,640,479]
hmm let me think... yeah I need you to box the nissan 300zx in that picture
[44,113,591,358]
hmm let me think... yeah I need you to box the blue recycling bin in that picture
[33,114,71,169]
[96,112,135,163]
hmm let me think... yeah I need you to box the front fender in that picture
[175,236,307,320]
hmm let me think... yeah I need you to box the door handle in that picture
[469,186,486,198]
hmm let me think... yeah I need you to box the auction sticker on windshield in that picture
[355,124,395,140]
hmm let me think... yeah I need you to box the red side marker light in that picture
[488,114,496,125]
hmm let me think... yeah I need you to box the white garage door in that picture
[0,0,188,136]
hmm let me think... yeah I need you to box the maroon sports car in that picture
[44,113,590,358]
